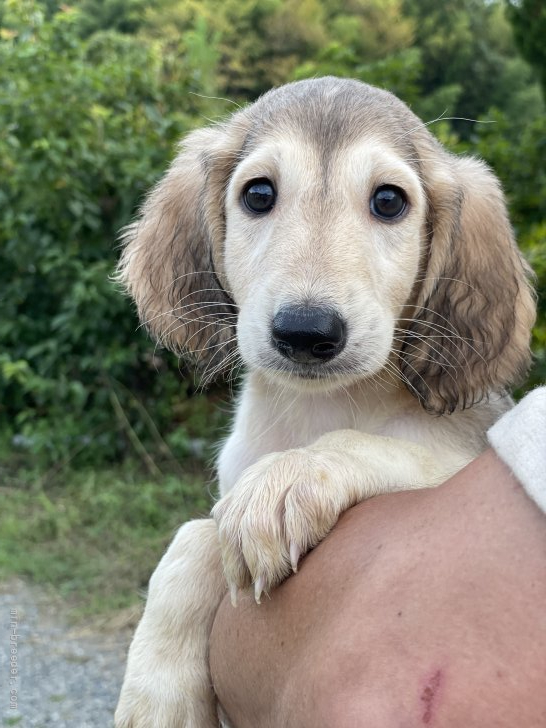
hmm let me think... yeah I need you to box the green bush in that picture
[0,3,228,467]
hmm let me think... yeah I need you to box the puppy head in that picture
[117,77,535,412]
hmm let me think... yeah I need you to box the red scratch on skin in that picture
[420,669,442,724]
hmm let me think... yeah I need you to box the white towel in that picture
[487,387,546,513]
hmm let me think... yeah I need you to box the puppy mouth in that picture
[285,364,346,379]
[262,357,369,384]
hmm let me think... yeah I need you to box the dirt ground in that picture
[0,579,140,727]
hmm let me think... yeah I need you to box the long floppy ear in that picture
[400,147,536,414]
[116,113,250,372]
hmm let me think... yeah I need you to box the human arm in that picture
[209,446,546,728]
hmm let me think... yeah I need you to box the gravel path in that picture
[0,579,137,727]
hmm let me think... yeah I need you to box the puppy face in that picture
[117,77,535,412]
[224,134,427,388]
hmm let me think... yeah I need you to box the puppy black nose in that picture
[271,305,347,364]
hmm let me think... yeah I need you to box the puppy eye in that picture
[370,185,407,221]
[242,178,276,214]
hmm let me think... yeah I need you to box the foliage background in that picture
[1,0,545,608]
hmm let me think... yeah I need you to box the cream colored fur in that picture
[115,78,535,727]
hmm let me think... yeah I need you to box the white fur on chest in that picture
[217,372,506,495]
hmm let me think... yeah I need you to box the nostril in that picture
[312,341,339,357]
[273,339,294,358]
[271,305,347,364]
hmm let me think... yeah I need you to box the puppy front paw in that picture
[212,448,347,602]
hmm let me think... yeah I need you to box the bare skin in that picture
[210,450,546,727]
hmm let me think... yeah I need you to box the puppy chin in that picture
[266,370,361,394]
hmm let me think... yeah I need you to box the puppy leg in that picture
[214,432,461,596]
[115,519,225,728]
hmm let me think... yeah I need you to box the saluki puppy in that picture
[115,77,535,727]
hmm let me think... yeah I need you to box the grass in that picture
[0,460,213,617]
